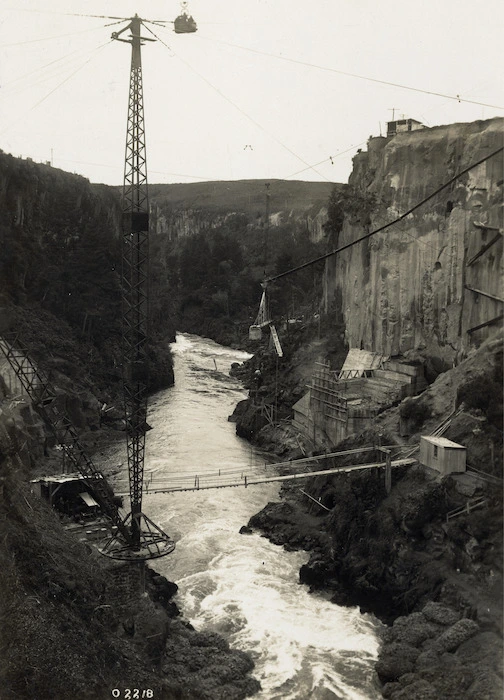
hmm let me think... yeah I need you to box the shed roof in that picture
[421,436,466,449]
[31,473,104,485]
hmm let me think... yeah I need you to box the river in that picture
[107,332,382,700]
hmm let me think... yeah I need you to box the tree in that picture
[323,185,377,246]
[323,186,346,245]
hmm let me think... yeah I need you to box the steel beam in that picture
[0,335,131,544]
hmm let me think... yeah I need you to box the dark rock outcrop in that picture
[376,603,503,699]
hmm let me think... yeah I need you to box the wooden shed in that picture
[31,473,101,517]
[419,436,466,476]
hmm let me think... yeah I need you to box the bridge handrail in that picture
[114,443,408,484]
[113,453,417,496]
[125,457,418,495]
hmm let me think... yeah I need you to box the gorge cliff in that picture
[0,152,175,398]
[149,179,334,243]
[323,117,503,369]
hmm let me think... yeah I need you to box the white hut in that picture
[419,436,466,476]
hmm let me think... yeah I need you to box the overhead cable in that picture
[56,156,213,181]
[0,39,113,135]
[2,46,96,94]
[30,39,112,110]
[144,24,334,183]
[8,9,130,20]
[0,20,124,47]
[195,34,504,112]
[265,146,504,283]
[284,141,368,180]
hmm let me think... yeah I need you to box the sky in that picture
[1,0,503,186]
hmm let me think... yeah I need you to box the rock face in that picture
[377,603,503,700]
[324,118,503,367]
[0,153,175,397]
[148,179,334,243]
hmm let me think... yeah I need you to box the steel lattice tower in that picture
[102,15,175,560]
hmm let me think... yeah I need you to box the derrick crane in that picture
[0,335,132,546]
[101,15,176,560]
[249,184,283,357]
[1,11,197,562]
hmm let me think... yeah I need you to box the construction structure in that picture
[101,15,176,560]
[294,350,426,447]
[0,336,132,545]
[0,13,185,564]
[249,185,283,358]
[386,117,424,138]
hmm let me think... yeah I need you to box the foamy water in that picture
[105,333,382,699]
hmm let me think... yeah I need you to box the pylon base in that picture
[98,512,175,561]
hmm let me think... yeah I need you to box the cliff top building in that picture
[387,117,424,137]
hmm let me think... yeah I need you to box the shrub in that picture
[400,399,431,429]
[456,371,503,429]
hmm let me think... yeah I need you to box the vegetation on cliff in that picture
[0,152,175,397]
[323,183,377,247]
[149,179,333,222]
[157,208,328,347]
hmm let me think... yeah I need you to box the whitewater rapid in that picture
[107,333,382,699]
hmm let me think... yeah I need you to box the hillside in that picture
[149,178,334,215]
[148,179,336,243]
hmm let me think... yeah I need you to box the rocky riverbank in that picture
[0,371,261,700]
[245,458,503,698]
[376,602,502,699]
[231,331,503,698]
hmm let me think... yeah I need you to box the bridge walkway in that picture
[114,445,417,496]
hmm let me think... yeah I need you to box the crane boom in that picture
[0,334,132,544]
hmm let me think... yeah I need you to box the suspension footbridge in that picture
[114,446,418,496]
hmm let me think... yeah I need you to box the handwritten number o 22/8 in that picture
[111,691,153,698]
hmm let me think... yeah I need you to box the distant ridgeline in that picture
[148,179,336,243]
[323,117,504,367]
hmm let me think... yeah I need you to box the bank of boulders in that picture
[377,602,503,699]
